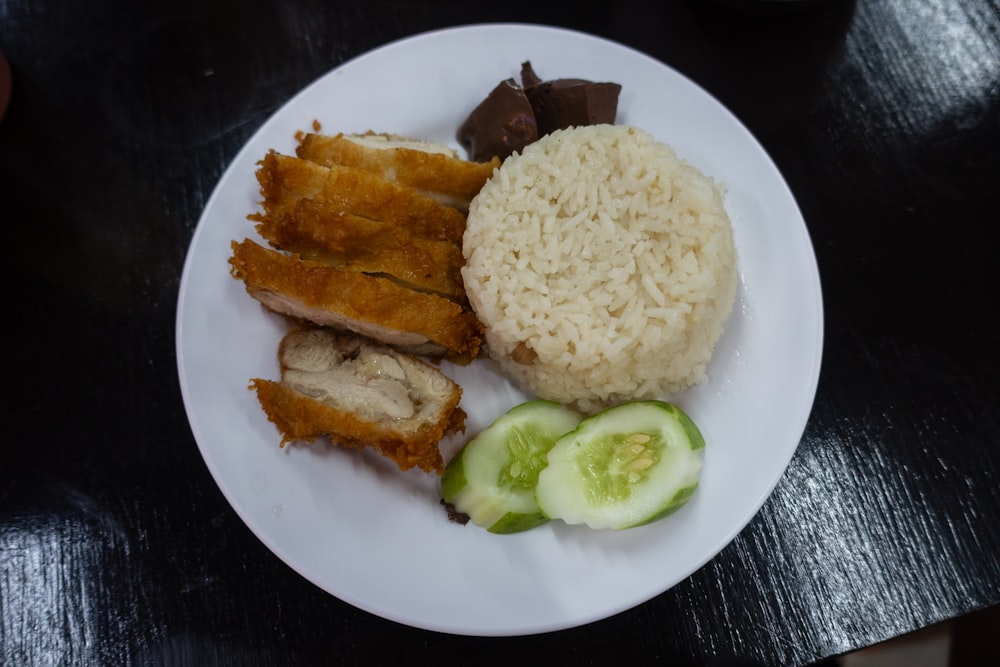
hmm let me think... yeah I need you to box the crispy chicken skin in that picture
[251,328,466,473]
[296,132,500,211]
[255,150,467,245]
[229,238,483,363]
[251,192,467,302]
[232,131,497,475]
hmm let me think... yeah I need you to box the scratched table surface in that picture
[2,1,999,665]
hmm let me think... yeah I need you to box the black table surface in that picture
[2,1,998,665]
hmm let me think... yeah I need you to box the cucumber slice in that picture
[535,400,704,530]
[441,400,583,534]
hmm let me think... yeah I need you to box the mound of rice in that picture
[462,124,737,412]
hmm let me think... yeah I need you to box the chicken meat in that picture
[251,328,466,473]
[229,238,483,363]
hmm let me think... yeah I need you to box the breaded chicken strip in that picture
[251,328,466,473]
[255,150,466,244]
[229,239,483,363]
[296,132,499,212]
[251,194,467,302]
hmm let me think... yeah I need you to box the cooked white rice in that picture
[461,124,737,412]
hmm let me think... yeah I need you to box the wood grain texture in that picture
[1,0,998,665]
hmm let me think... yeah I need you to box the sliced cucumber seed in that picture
[441,400,584,534]
[535,400,705,530]
[497,425,547,492]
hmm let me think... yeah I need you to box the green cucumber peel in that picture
[535,400,705,531]
[441,400,583,534]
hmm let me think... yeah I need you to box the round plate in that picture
[176,23,823,636]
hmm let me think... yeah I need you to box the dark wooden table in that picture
[2,1,998,665]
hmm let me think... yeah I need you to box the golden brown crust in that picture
[254,150,466,244]
[234,129,492,477]
[229,238,483,363]
[296,132,500,206]
[250,377,466,474]
[251,192,467,302]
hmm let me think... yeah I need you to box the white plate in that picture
[176,24,823,636]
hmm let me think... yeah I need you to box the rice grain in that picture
[463,125,737,412]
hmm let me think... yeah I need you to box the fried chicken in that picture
[251,328,466,473]
[295,132,499,212]
[251,187,467,302]
[255,150,467,244]
[229,238,483,363]
[231,129,498,474]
